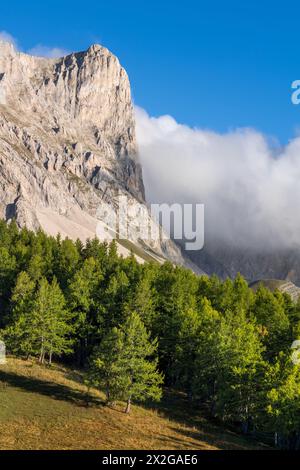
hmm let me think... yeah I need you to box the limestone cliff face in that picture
[0,41,198,270]
[0,41,144,207]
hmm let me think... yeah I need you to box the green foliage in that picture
[67,257,103,364]
[249,285,290,357]
[0,221,299,435]
[32,277,73,363]
[4,274,73,363]
[0,246,17,300]
[3,271,36,356]
[87,312,163,412]
[263,353,300,448]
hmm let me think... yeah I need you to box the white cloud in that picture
[27,45,70,59]
[0,31,18,49]
[135,106,300,251]
[0,31,69,58]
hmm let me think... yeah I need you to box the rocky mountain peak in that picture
[87,43,103,54]
[0,42,138,160]
[0,41,145,223]
[0,41,197,270]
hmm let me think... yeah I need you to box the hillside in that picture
[0,358,265,450]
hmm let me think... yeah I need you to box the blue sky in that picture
[1,0,300,143]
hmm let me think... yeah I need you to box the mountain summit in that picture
[0,41,198,268]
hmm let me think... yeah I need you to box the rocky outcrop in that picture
[249,279,300,301]
[0,40,199,270]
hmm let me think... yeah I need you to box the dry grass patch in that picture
[0,357,267,450]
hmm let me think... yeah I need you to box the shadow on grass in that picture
[0,369,103,407]
[144,389,268,450]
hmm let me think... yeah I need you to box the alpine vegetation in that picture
[0,221,299,448]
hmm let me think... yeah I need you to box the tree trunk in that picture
[105,383,110,404]
[39,336,45,364]
[209,379,217,417]
[39,346,44,364]
[125,396,131,414]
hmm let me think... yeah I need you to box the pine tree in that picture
[250,285,290,357]
[192,305,264,428]
[173,307,202,396]
[68,257,102,364]
[0,246,17,299]
[265,353,300,449]
[102,269,130,329]
[87,312,163,413]
[3,271,36,356]
[214,312,265,431]
[152,263,198,383]
[5,276,73,363]
[55,238,80,288]
[32,277,73,364]
[27,254,46,282]
[124,267,156,329]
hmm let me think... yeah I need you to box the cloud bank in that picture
[0,31,69,58]
[135,106,300,251]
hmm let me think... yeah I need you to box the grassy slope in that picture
[0,358,266,450]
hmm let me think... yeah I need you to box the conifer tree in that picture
[124,268,156,329]
[68,257,102,364]
[250,285,290,357]
[5,276,73,363]
[32,277,73,364]
[265,353,300,449]
[87,312,163,413]
[3,271,36,356]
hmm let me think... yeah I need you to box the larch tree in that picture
[3,271,36,357]
[67,256,102,365]
[87,312,163,413]
[32,277,73,364]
